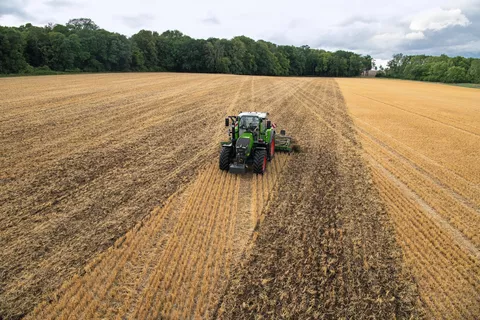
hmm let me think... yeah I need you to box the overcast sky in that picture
[1,0,479,67]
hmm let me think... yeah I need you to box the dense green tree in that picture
[105,33,132,71]
[386,53,405,78]
[179,38,207,72]
[53,33,80,70]
[305,49,320,75]
[278,45,306,75]
[0,26,27,73]
[155,32,176,71]
[233,36,258,74]
[316,51,331,76]
[131,43,145,71]
[427,61,449,82]
[66,18,99,31]
[254,41,279,75]
[226,38,246,74]
[156,30,194,72]
[452,56,470,70]
[444,66,468,83]
[329,53,348,76]
[52,24,70,35]
[0,17,418,79]
[403,56,429,80]
[275,51,290,76]
[205,39,228,73]
[24,25,50,67]
[468,60,480,83]
[383,53,479,84]
[348,55,364,76]
[131,30,158,70]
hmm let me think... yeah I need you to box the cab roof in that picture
[238,112,268,119]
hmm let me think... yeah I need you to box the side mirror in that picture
[266,120,272,129]
[225,118,229,127]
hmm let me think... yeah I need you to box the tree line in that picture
[0,18,374,77]
[378,53,480,84]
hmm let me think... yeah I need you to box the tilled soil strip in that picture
[219,79,420,319]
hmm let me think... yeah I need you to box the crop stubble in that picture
[219,79,419,318]
[337,78,480,319]
[1,73,276,318]
[2,74,421,319]
[26,152,289,319]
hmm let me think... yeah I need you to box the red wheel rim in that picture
[271,139,275,156]
[263,156,267,171]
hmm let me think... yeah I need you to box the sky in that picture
[1,0,479,67]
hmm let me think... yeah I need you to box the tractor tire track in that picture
[27,156,290,320]
[220,78,420,319]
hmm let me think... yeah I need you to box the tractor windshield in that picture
[238,116,260,130]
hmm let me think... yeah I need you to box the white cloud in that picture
[0,0,32,19]
[372,32,404,41]
[0,0,479,63]
[375,59,390,68]
[202,13,221,25]
[410,8,471,31]
[405,31,425,39]
[372,31,425,43]
[119,14,155,29]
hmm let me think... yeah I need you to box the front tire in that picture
[253,149,267,174]
[219,147,231,171]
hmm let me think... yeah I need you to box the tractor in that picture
[219,112,292,174]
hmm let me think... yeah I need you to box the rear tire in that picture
[219,147,231,171]
[253,149,267,174]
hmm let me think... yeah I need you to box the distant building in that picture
[361,70,378,77]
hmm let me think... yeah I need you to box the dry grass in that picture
[1,74,420,319]
[0,73,255,318]
[337,78,480,318]
[26,155,289,319]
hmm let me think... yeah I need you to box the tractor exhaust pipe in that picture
[231,124,236,143]
[226,117,236,144]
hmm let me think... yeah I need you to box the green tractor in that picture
[220,112,292,174]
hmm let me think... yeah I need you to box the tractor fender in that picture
[220,142,234,149]
[221,144,235,157]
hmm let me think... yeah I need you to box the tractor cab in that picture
[237,112,266,140]
[238,115,259,133]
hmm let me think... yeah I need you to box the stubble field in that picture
[1,74,477,319]
[337,78,480,319]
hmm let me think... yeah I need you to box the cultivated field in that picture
[337,78,480,319]
[1,74,477,319]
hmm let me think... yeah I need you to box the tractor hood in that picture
[236,133,254,156]
[230,133,253,174]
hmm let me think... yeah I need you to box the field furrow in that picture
[337,78,480,319]
[26,155,289,319]
[0,73,263,318]
[3,74,475,319]
[220,78,420,319]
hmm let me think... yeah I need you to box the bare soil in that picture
[219,79,420,318]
